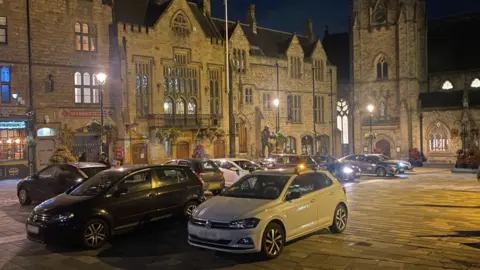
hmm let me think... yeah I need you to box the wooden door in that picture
[214,140,226,158]
[132,143,148,164]
[37,139,55,170]
[375,139,391,157]
[176,141,190,159]
[239,124,247,153]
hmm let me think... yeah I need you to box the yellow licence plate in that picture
[209,183,220,190]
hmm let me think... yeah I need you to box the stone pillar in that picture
[399,100,409,156]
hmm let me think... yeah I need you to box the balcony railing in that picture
[147,114,222,129]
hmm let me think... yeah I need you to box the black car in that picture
[26,165,205,249]
[339,154,404,177]
[17,162,107,205]
[165,159,225,195]
[315,155,361,181]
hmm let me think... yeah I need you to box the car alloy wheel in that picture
[18,188,31,205]
[184,201,199,219]
[262,222,284,259]
[376,167,387,177]
[83,219,108,249]
[329,204,348,233]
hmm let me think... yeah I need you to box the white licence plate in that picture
[27,225,39,234]
[199,230,218,240]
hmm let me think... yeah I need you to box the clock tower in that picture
[351,0,427,157]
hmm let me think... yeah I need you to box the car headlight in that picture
[342,167,354,174]
[229,218,260,229]
[53,213,74,222]
[398,163,405,168]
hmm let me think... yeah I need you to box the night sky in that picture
[210,0,480,37]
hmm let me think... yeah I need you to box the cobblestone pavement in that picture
[0,169,479,270]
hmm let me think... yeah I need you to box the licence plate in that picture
[199,230,218,240]
[27,225,39,234]
[355,172,361,176]
[209,183,220,190]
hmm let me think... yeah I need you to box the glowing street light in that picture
[367,104,374,113]
[366,104,375,153]
[273,98,279,107]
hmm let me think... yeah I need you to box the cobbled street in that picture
[0,168,479,270]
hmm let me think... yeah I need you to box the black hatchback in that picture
[26,165,205,249]
[17,162,107,205]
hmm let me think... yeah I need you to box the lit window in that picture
[471,78,480,88]
[1,66,10,103]
[176,98,185,115]
[164,97,173,114]
[336,99,349,144]
[428,122,449,152]
[171,12,190,37]
[0,16,7,44]
[75,22,96,52]
[284,136,297,154]
[287,95,301,123]
[188,98,196,114]
[74,71,99,104]
[37,128,55,137]
[441,80,453,90]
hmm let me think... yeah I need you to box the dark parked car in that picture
[17,163,107,205]
[315,155,361,181]
[26,165,205,249]
[339,154,404,177]
[165,159,225,195]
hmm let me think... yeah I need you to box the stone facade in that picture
[0,0,112,169]
[351,0,427,159]
[112,0,340,164]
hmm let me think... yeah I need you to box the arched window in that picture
[336,99,349,144]
[171,12,190,37]
[442,80,453,90]
[37,128,55,137]
[376,55,388,80]
[175,98,185,115]
[284,136,297,154]
[164,97,173,114]
[428,122,449,152]
[301,135,314,155]
[471,78,480,88]
[1,66,11,103]
[188,98,196,115]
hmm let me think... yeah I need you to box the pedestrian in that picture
[78,152,87,162]
[99,152,111,168]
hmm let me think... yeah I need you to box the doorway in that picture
[214,140,226,158]
[132,143,148,164]
[37,139,55,169]
[375,139,391,157]
[176,141,190,159]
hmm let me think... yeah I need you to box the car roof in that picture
[68,162,107,169]
[104,164,189,175]
[252,168,330,176]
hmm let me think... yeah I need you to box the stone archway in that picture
[375,139,391,157]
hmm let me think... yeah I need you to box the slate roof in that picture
[419,90,480,110]
[113,0,317,58]
[322,32,350,83]
[428,12,480,73]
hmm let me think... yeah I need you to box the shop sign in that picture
[114,146,124,159]
[0,121,26,129]
[0,164,29,180]
[62,110,112,118]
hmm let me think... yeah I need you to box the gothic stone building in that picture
[323,0,480,164]
[112,0,340,164]
[0,0,112,177]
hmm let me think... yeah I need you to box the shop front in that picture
[0,120,30,180]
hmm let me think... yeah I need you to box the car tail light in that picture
[219,171,224,177]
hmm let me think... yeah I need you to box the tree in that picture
[50,146,77,164]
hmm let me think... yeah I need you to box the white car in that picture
[187,168,348,259]
[212,158,259,187]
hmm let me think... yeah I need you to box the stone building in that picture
[111,0,340,164]
[0,0,112,176]
[324,0,480,164]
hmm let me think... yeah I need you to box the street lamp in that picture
[367,104,374,153]
[95,72,107,155]
[273,98,279,131]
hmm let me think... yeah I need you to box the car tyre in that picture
[81,219,109,250]
[329,204,348,233]
[211,190,222,196]
[18,188,32,206]
[184,200,199,219]
[260,222,285,260]
[376,167,387,177]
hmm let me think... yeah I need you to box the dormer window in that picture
[171,12,190,38]
[441,80,453,90]
[290,56,302,79]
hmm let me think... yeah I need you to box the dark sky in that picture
[210,0,480,37]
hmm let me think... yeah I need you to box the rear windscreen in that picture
[201,161,219,172]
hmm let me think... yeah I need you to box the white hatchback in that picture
[212,158,259,187]
[187,168,348,259]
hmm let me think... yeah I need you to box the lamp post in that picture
[367,104,374,153]
[95,72,107,154]
[273,98,279,132]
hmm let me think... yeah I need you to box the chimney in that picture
[198,0,211,15]
[246,4,257,34]
[304,19,315,42]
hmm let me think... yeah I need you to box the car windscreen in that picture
[80,167,107,178]
[200,160,219,172]
[221,174,291,200]
[274,156,301,165]
[233,160,255,170]
[69,171,121,196]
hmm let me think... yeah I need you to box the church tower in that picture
[351,0,427,157]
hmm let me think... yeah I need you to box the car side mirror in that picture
[112,187,128,197]
[31,173,38,179]
[286,191,302,201]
